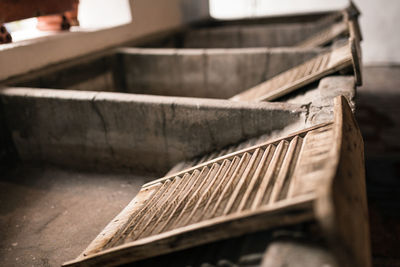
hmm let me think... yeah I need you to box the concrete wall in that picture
[0,88,305,174]
[183,19,336,48]
[121,48,322,98]
[353,0,400,65]
[11,48,323,99]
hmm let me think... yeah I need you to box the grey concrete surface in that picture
[120,47,322,98]
[0,165,154,267]
[355,66,400,266]
[0,88,306,174]
[11,47,323,99]
[261,239,339,267]
[182,18,336,48]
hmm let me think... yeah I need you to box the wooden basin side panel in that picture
[317,95,371,267]
[332,96,371,267]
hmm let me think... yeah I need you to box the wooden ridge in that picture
[230,39,360,102]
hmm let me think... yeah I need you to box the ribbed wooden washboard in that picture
[230,39,361,102]
[64,96,369,267]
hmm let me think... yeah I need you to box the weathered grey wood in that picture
[230,39,360,102]
[316,96,371,267]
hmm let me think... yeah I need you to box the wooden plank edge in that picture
[349,37,362,86]
[232,41,353,102]
[257,47,354,101]
[77,183,162,259]
[63,194,316,267]
[145,122,334,188]
[314,95,371,266]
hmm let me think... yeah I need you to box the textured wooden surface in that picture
[230,41,358,102]
[62,96,372,266]
[316,96,371,267]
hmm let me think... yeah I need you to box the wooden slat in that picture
[229,41,356,102]
[237,145,275,212]
[269,136,303,203]
[251,141,289,209]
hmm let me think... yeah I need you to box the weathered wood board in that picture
[230,39,361,102]
[63,96,370,267]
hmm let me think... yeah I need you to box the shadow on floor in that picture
[356,66,400,266]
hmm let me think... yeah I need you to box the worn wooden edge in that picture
[344,1,362,86]
[63,194,316,267]
[349,37,362,86]
[77,183,162,259]
[256,42,354,102]
[314,95,371,267]
[345,15,363,43]
[144,122,333,188]
[228,40,354,102]
[342,1,363,42]
[296,20,349,48]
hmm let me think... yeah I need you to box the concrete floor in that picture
[0,66,399,267]
[0,165,153,267]
[356,66,400,266]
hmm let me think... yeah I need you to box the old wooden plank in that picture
[230,40,359,102]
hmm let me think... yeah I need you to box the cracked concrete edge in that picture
[287,75,356,126]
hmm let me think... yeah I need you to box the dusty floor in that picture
[0,166,153,266]
[0,66,399,267]
[356,66,400,266]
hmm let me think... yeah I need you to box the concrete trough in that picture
[12,47,324,99]
[139,13,344,49]
[0,88,308,175]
